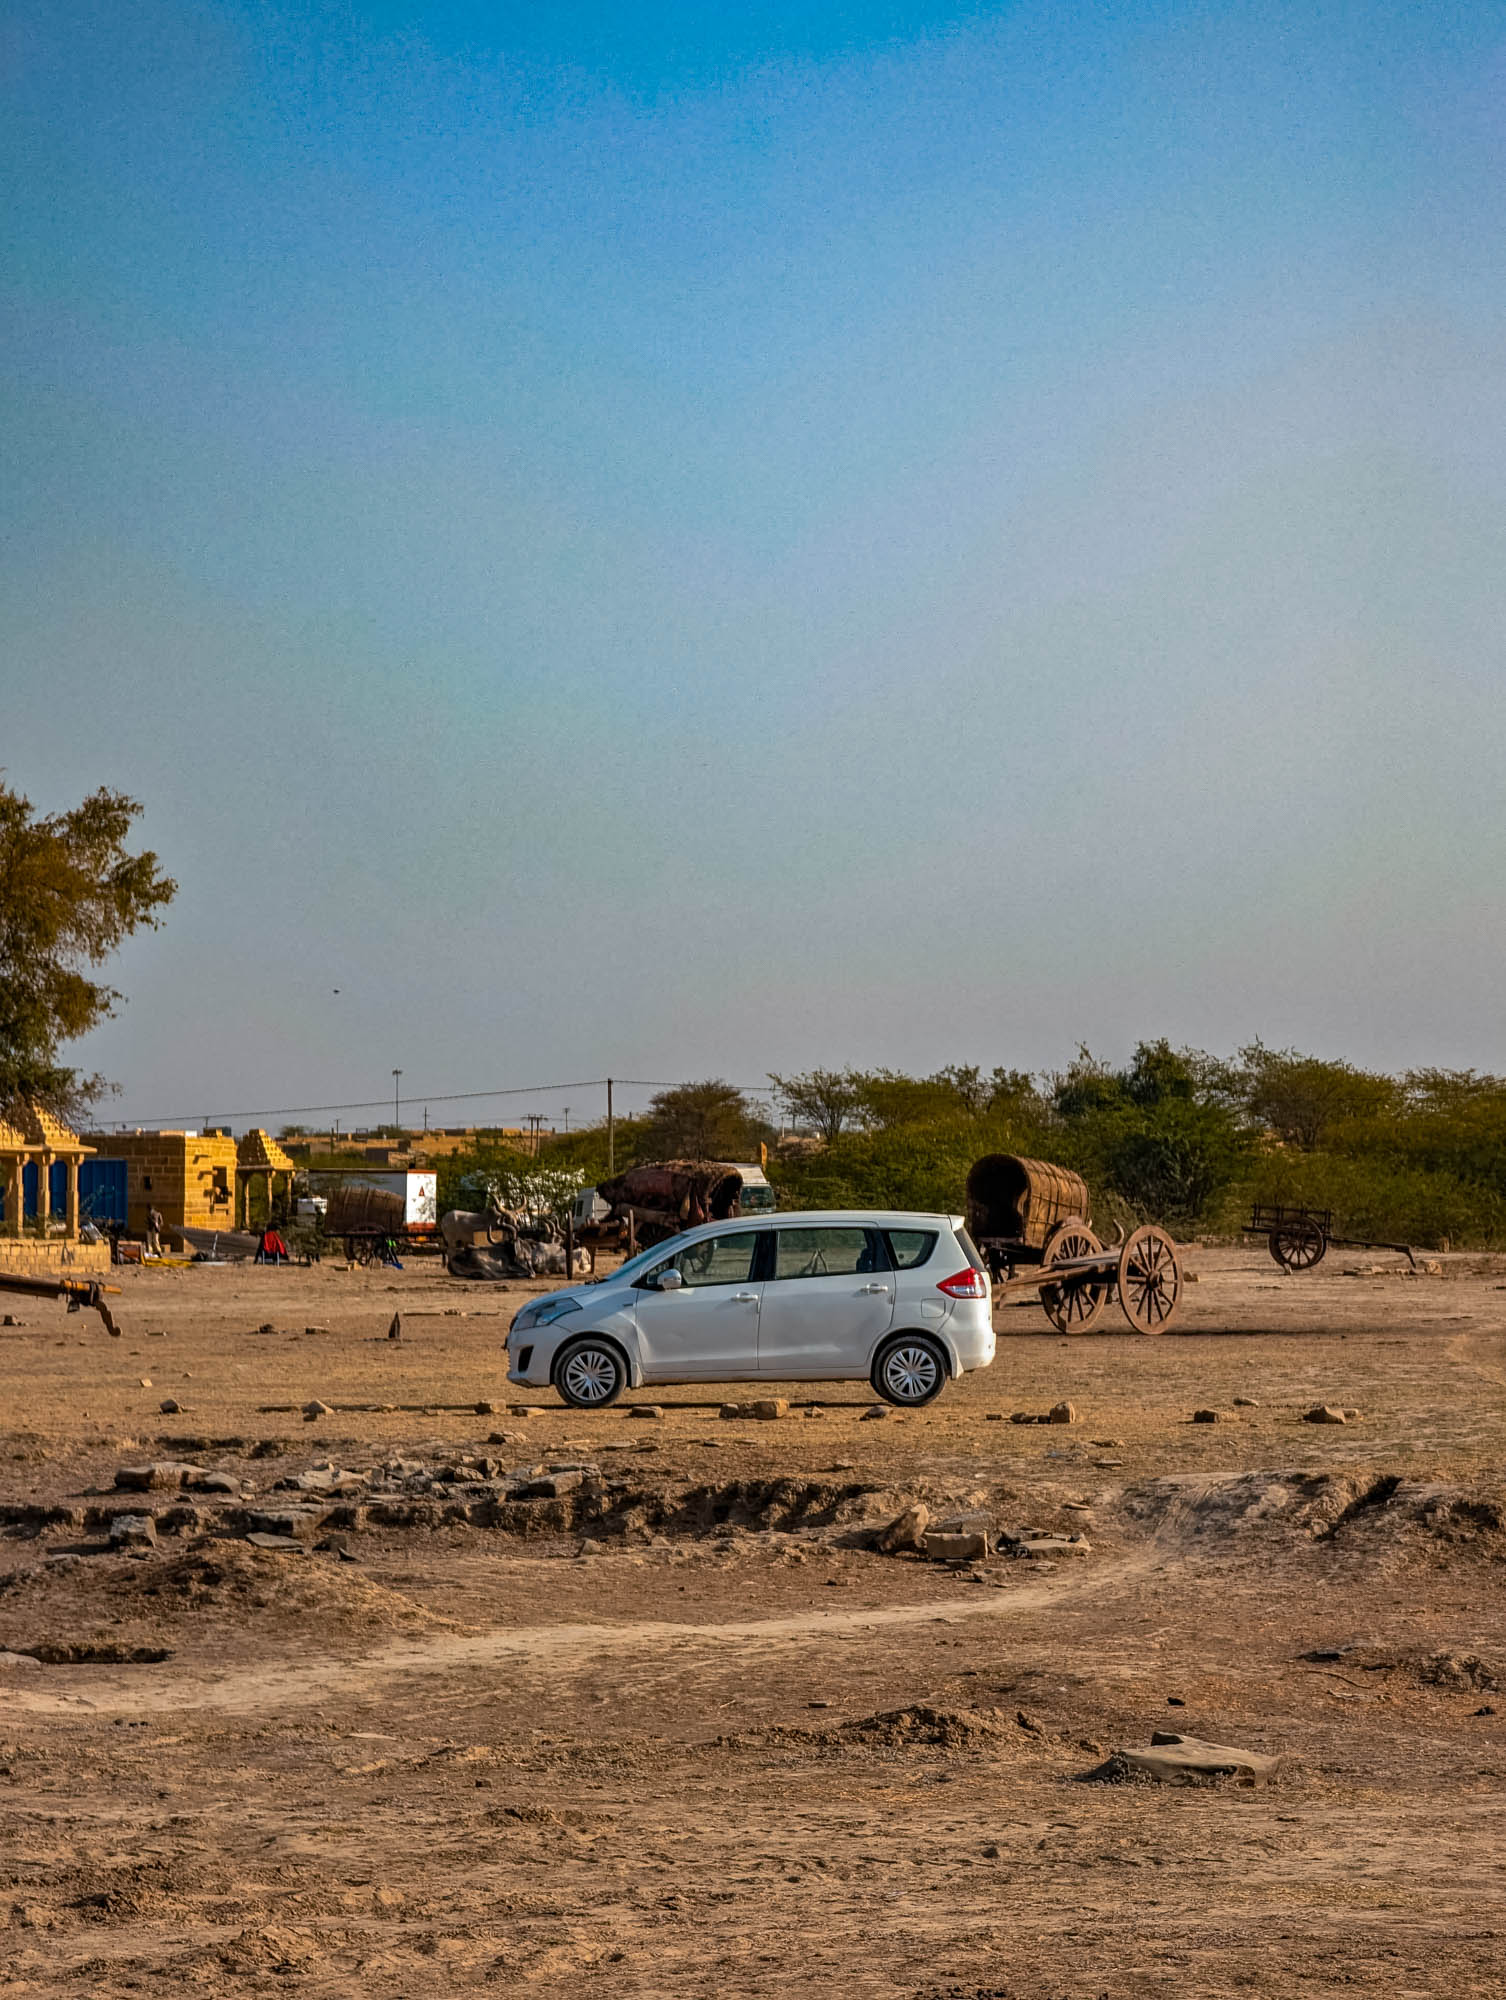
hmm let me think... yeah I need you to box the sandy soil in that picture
[2,1244,1504,1997]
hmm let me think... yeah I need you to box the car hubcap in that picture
[885,1345,938,1401]
[564,1349,615,1402]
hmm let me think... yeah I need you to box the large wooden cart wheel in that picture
[1117,1224,1182,1333]
[1269,1217,1326,1271]
[1040,1221,1110,1334]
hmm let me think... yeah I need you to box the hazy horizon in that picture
[5,1,1504,1131]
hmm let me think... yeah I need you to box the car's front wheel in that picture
[553,1336,627,1409]
[871,1334,948,1408]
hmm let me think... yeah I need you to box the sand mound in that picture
[1302,1645,1500,1691]
[726,1703,1010,1756]
[1119,1472,1506,1564]
[0,1543,454,1658]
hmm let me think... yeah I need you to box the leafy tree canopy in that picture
[0,782,176,1118]
[641,1079,769,1162]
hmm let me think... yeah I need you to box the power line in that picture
[111,1075,778,1130]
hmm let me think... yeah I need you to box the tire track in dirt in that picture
[5,1554,1148,1720]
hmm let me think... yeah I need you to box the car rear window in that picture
[954,1226,986,1273]
[884,1229,938,1270]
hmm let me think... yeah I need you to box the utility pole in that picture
[606,1078,614,1175]
[392,1069,402,1136]
[562,1105,571,1135]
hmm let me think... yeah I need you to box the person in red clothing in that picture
[255,1225,289,1264]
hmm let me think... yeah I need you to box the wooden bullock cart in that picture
[965,1153,1183,1334]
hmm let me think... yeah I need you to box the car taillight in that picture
[937,1267,987,1299]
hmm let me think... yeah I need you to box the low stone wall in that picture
[0,1238,111,1277]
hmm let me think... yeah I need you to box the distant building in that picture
[0,1099,105,1274]
[80,1129,237,1237]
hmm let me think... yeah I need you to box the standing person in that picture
[146,1205,164,1256]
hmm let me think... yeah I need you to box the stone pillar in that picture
[6,1158,21,1240]
[35,1153,50,1238]
[65,1159,80,1240]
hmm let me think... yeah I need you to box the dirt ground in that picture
[2,1243,1504,1998]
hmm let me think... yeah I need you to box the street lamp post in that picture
[392,1069,402,1136]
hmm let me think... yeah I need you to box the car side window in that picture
[646,1232,762,1289]
[884,1230,937,1270]
[772,1227,881,1280]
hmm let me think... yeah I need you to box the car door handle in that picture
[861,1284,890,1295]
[733,1293,760,1303]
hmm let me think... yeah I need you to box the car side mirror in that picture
[656,1268,684,1291]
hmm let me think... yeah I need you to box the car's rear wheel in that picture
[872,1334,948,1407]
[554,1337,627,1409]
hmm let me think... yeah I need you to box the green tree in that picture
[0,782,176,1117]
[642,1080,769,1161]
[768,1068,866,1146]
[1236,1042,1397,1149]
[1053,1041,1249,1228]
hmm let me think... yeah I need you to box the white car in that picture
[506,1210,993,1409]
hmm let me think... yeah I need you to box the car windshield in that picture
[586,1233,697,1286]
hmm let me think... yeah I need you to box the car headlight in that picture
[511,1297,582,1333]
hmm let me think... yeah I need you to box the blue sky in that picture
[3,1,1503,1130]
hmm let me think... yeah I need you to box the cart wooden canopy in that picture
[965,1154,1091,1255]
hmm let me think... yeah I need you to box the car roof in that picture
[663,1209,959,1240]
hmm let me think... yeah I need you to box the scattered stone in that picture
[158,1398,184,1415]
[255,1322,278,1336]
[1092,1438,1125,1447]
[387,1313,403,1341]
[115,1462,201,1492]
[109,1513,158,1549]
[191,1470,240,1495]
[314,1536,361,1562]
[1191,1409,1221,1424]
[719,1403,744,1419]
[1232,1396,1259,1407]
[1048,1401,1076,1425]
[304,1324,331,1337]
[630,1405,665,1421]
[1303,1405,1348,1424]
[146,1329,167,1338]
[244,1532,306,1553]
[923,1530,988,1563]
[509,1405,544,1418]
[1093,1458,1124,1468]
[248,1504,324,1537]
[280,1465,365,1495]
[861,1405,894,1421]
[0,1651,42,1669]
[474,1400,497,1415]
[802,1405,824,1418]
[303,1400,334,1421]
[1,1313,21,1326]
[752,1399,788,1421]
[577,1538,605,1557]
[137,1377,152,1389]
[984,1413,1006,1422]
[519,1470,584,1499]
[876,1503,930,1555]
[1001,1532,1091,1559]
[1082,1733,1281,1785]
